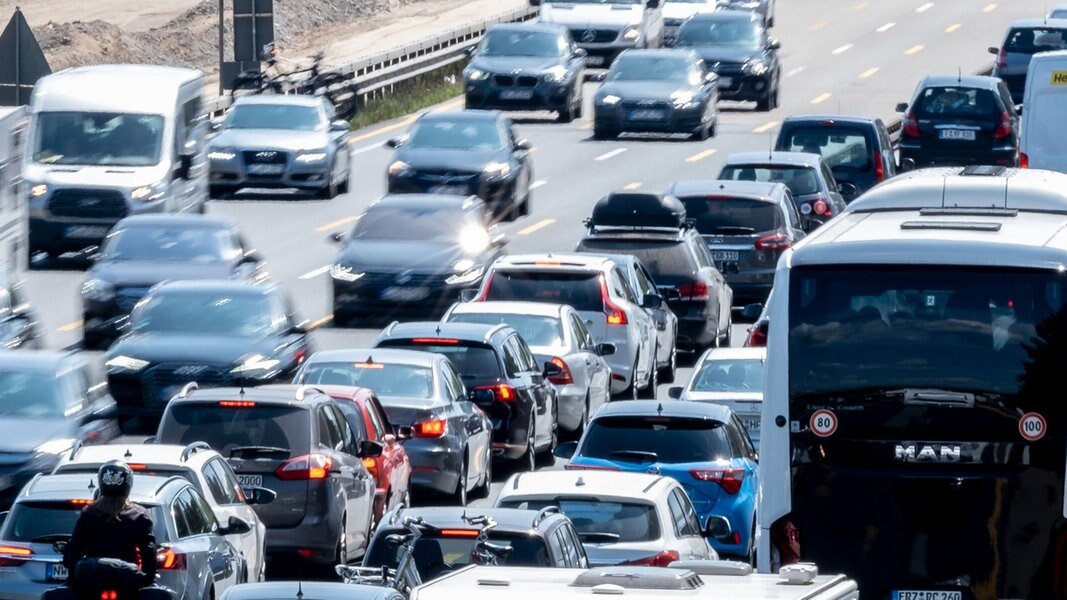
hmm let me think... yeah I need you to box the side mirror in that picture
[176,153,194,180]
[529,0,541,5]
[543,360,564,379]
[515,138,531,151]
[668,386,683,400]
[769,38,781,50]
[899,157,916,172]
[459,288,479,302]
[641,293,663,309]
[703,515,733,541]
[596,342,616,357]
[554,441,578,459]
[395,426,413,440]
[384,138,401,149]
[243,486,277,506]
[358,440,385,459]
[988,46,999,55]
[328,231,345,244]
[330,120,349,133]
[220,515,253,536]
[241,249,263,264]
[645,0,660,8]
[704,72,717,84]
[289,321,310,335]
[463,45,477,57]
[574,48,588,59]
[838,181,859,200]
[895,102,909,113]
[1015,103,1024,115]
[209,119,223,134]
[492,233,509,248]
[587,71,607,82]
[741,303,763,321]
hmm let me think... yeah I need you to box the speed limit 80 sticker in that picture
[809,409,838,438]
[1019,412,1047,442]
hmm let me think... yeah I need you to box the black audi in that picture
[592,49,720,140]
[385,111,534,221]
[329,194,507,324]
[104,281,312,430]
[81,215,268,348]
[464,23,586,122]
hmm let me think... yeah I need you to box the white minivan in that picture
[23,65,208,259]
[1021,49,1067,172]
[532,0,664,70]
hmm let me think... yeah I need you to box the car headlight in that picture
[598,94,622,106]
[621,26,640,42]
[543,66,569,83]
[459,226,491,254]
[295,152,328,163]
[81,278,115,302]
[208,149,236,161]
[105,355,150,373]
[231,355,282,379]
[130,181,167,203]
[330,264,365,282]
[388,160,412,176]
[671,91,697,108]
[28,182,48,199]
[465,67,490,81]
[483,162,511,179]
[744,61,769,76]
[446,265,485,285]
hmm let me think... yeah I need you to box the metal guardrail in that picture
[887,63,996,148]
[202,5,538,117]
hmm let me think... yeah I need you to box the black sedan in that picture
[386,111,534,221]
[81,215,268,349]
[675,10,781,111]
[592,49,719,140]
[0,273,41,350]
[105,281,312,430]
[464,23,586,122]
[328,194,507,324]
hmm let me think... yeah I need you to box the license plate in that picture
[717,77,733,88]
[938,129,976,141]
[628,109,666,121]
[381,287,430,302]
[741,418,760,432]
[64,225,109,239]
[47,563,68,582]
[236,475,263,488]
[247,164,285,175]
[893,592,962,600]
[585,55,605,67]
[712,251,739,262]
[500,89,534,100]
[430,184,468,195]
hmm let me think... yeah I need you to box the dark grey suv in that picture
[156,385,383,565]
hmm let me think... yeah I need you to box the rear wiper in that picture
[229,446,290,458]
[608,450,658,463]
[708,226,756,235]
[899,388,975,408]
[578,532,621,543]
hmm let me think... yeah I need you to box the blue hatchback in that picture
[555,400,758,559]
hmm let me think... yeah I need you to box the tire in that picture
[520,420,537,471]
[574,92,584,119]
[638,348,659,399]
[722,318,733,348]
[709,118,718,138]
[209,185,232,199]
[536,413,557,467]
[692,120,711,141]
[338,171,350,194]
[658,344,677,384]
[473,445,492,499]
[316,161,340,199]
[335,513,349,565]
[569,394,589,441]
[557,100,576,123]
[451,456,469,506]
[593,124,615,140]
[332,308,354,328]
[756,92,772,112]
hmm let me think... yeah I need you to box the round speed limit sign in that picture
[1019,412,1047,442]
[810,409,838,438]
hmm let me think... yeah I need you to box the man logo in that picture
[894,443,962,463]
[1052,70,1067,86]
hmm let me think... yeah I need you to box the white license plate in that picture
[47,563,68,581]
[712,251,739,262]
[500,89,534,100]
[236,475,263,488]
[430,185,468,195]
[893,592,962,600]
[939,129,976,141]
[741,417,760,432]
[64,225,109,239]
[247,164,285,175]
[585,55,605,66]
[381,287,430,302]
[718,77,733,88]
[628,109,666,121]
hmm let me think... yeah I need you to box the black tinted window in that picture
[366,532,552,577]
[3,502,167,542]
[482,30,562,57]
[781,126,873,172]
[352,207,476,242]
[575,239,697,281]
[915,86,1000,118]
[131,292,280,337]
[679,197,780,234]
[377,340,503,381]
[103,225,232,263]
[498,498,660,542]
[580,416,731,463]
[407,119,503,150]
[159,404,311,457]
[692,358,764,392]
[1004,27,1067,53]
[226,104,323,131]
[485,270,604,312]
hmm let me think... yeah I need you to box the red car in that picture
[315,385,413,524]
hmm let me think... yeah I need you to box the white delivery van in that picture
[532,0,664,69]
[0,106,28,272]
[23,65,208,258]
[1021,49,1067,172]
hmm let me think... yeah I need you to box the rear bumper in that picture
[676,314,718,349]
[265,511,340,563]
[401,438,464,495]
[899,144,1019,168]
[556,388,587,432]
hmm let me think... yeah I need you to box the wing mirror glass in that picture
[221,516,253,535]
[587,71,607,82]
[328,231,345,244]
[596,342,616,357]
[543,360,564,379]
[459,288,479,302]
[668,386,683,400]
[769,38,781,50]
[574,48,588,59]
[243,486,277,506]
[704,515,733,541]
[641,293,663,309]
[176,153,194,181]
[515,138,531,151]
[554,441,578,459]
[330,120,349,132]
[895,102,909,113]
[899,157,916,172]
[988,46,999,55]
[741,303,763,321]
[289,321,310,335]
[385,138,402,149]
[358,440,385,459]
[395,426,413,440]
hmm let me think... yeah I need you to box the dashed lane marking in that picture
[623,182,643,190]
[315,215,359,233]
[982,3,997,12]
[300,265,331,280]
[832,44,853,55]
[860,67,880,79]
[810,21,828,31]
[595,148,627,161]
[57,320,83,333]
[518,218,556,236]
[685,149,717,163]
[753,121,780,133]
[309,314,333,330]
[905,44,925,55]
[916,2,934,13]
[945,23,961,33]
[876,22,896,32]
[811,93,832,104]
[530,179,548,190]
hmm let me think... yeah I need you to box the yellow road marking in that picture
[309,314,333,330]
[810,21,828,31]
[945,23,961,33]
[810,92,832,104]
[623,182,643,190]
[58,320,83,333]
[905,44,924,55]
[518,218,556,236]
[685,149,718,163]
[315,215,359,233]
[982,3,997,12]
[854,1,869,10]
[859,67,880,79]
[753,120,779,133]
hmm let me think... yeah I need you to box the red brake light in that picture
[157,548,187,570]
[70,498,94,505]
[101,592,118,600]
[535,261,562,266]
[218,401,256,408]
[472,385,518,403]
[414,419,448,438]
[411,338,459,345]
[820,119,835,127]
[755,232,792,251]
[599,276,628,325]
[902,110,920,138]
[676,281,710,301]
[996,48,1008,69]
[127,464,148,471]
[0,545,33,557]
[353,362,384,369]
[744,324,767,347]
[690,467,746,494]
[994,111,1012,140]
[811,199,830,217]
[548,357,573,385]
[1020,152,1029,168]
[873,151,885,183]
[564,463,620,471]
[439,529,481,538]
[275,454,332,480]
[623,549,680,567]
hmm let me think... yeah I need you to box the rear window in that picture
[366,532,552,577]
[446,313,564,347]
[678,196,780,235]
[297,362,435,400]
[498,498,660,543]
[1004,27,1067,53]
[780,126,873,172]
[691,358,765,393]
[2,502,167,543]
[575,239,696,280]
[158,404,311,458]
[376,340,502,381]
[915,86,999,118]
[579,416,731,463]
[719,165,820,196]
[485,270,604,313]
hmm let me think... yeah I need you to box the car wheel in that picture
[316,160,340,199]
[557,100,576,123]
[659,344,677,384]
[336,513,349,565]
[575,91,584,119]
[473,445,493,499]
[708,117,718,138]
[521,420,537,471]
[209,184,232,199]
[451,456,469,506]
[616,357,640,400]
[593,124,615,140]
[569,394,589,441]
[722,317,733,347]
[638,349,658,399]
[536,416,557,467]
[756,91,773,112]
[338,170,350,194]
[520,188,532,217]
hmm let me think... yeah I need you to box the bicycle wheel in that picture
[314,72,358,120]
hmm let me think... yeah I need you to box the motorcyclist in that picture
[61,460,158,599]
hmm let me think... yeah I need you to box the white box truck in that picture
[1021,49,1067,172]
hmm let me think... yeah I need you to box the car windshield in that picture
[1004,27,1067,53]
[781,126,873,172]
[32,112,164,167]
[692,358,765,392]
[484,271,605,313]
[719,165,821,196]
[2,502,167,543]
[352,207,480,243]
[366,531,553,578]
[580,415,731,463]
[482,30,562,57]
[131,292,279,337]
[406,119,503,150]
[297,362,435,399]
[676,20,763,49]
[225,104,323,131]
[498,498,660,543]
[608,56,697,83]
[915,86,999,118]
[548,0,640,3]
[447,313,564,347]
[575,239,697,282]
[678,197,781,235]
[102,225,233,263]
[158,404,310,458]
[0,372,61,418]
[376,340,503,381]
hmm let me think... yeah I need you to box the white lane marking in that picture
[876,22,895,32]
[530,179,547,190]
[300,265,331,280]
[595,148,627,161]
[916,2,933,13]
[832,44,853,55]
[786,66,806,77]
[351,144,381,156]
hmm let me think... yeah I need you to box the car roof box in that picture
[590,192,687,229]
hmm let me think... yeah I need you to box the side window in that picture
[692,240,715,270]
[317,408,341,451]
[209,458,245,504]
[570,313,592,351]
[202,460,233,505]
[551,529,570,567]
[733,415,758,459]
[442,363,465,402]
[370,397,395,433]
[676,490,703,536]
[171,495,192,539]
[59,372,85,413]
[330,405,359,454]
[568,525,589,567]
[513,337,539,372]
[365,398,387,438]
[783,192,801,228]
[176,489,213,536]
[501,339,523,378]
[635,265,658,298]
[189,489,218,534]
[667,490,688,537]
[335,401,368,444]
[612,269,637,303]
[820,163,837,190]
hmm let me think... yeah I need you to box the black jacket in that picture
[63,502,157,586]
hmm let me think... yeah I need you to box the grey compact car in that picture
[718,151,846,232]
[207,95,352,199]
[0,473,245,600]
[990,18,1067,104]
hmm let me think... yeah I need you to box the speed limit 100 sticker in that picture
[1019,412,1047,442]
[809,409,838,438]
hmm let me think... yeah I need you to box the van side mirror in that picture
[358,440,385,459]
[289,321,310,335]
[463,45,477,57]
[703,515,733,541]
[1015,103,1024,115]
[176,153,194,180]
[328,231,345,244]
[554,441,578,459]
[243,486,277,506]
[587,71,607,82]
[240,249,263,264]
[741,303,763,321]
[668,386,683,400]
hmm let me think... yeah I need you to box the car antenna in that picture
[957,66,962,84]
[657,402,664,415]
[124,448,132,459]
[296,581,304,600]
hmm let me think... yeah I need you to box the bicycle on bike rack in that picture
[230,46,358,120]
[336,516,427,596]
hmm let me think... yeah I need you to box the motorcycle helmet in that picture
[97,460,134,498]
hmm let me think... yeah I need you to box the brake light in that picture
[535,261,562,266]
[353,362,384,369]
[676,281,710,301]
[218,401,256,408]
[744,323,767,347]
[690,467,745,494]
[548,357,573,385]
[771,517,801,567]
[755,232,792,251]
[811,199,831,217]
[994,111,1012,140]
[127,464,148,471]
[902,110,920,138]
[70,498,94,505]
[157,548,187,570]
[362,457,379,478]
[0,545,32,557]
[599,276,628,325]
[623,549,680,567]
[293,348,307,364]
[996,47,1008,69]
[472,384,518,403]
[414,419,448,438]
[564,463,620,471]
[439,529,480,538]
[411,338,459,345]
[100,592,118,600]
[874,152,885,183]
[1021,152,1029,168]
[275,454,332,480]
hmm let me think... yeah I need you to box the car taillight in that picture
[275,454,332,480]
[623,549,680,567]
[811,199,831,217]
[996,48,1008,69]
[771,517,801,568]
[362,457,379,478]
[0,545,32,567]
[690,467,745,494]
[600,276,628,325]
[100,592,119,600]
[157,548,188,570]
[676,281,710,301]
[874,152,885,183]
[414,418,448,438]
[994,111,1012,140]
[564,463,620,471]
[744,324,767,347]
[548,357,573,385]
[1020,152,1029,168]
[902,110,920,138]
[755,232,792,251]
[472,384,518,403]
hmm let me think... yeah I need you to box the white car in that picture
[53,442,271,582]
[494,470,719,566]
[669,347,765,445]
[663,0,721,46]
[467,254,658,399]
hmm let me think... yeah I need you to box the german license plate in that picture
[47,563,68,582]
[247,164,285,175]
[893,592,962,600]
[712,251,739,262]
[585,55,605,67]
[500,89,534,100]
[381,287,429,302]
[628,109,666,121]
[64,225,109,239]
[430,185,467,195]
[939,129,975,141]
[236,475,263,488]
[717,77,733,88]
[741,417,760,432]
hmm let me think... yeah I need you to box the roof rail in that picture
[532,506,561,527]
[484,323,510,342]
[154,475,192,497]
[180,442,212,462]
[383,321,401,336]
[176,382,198,399]
[295,385,326,401]
[68,439,83,461]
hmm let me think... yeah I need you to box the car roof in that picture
[722,151,822,167]
[667,180,785,201]
[62,443,215,468]
[698,347,767,362]
[380,321,512,344]
[918,74,1003,90]
[448,301,567,319]
[221,581,394,600]
[617,49,698,60]
[593,399,733,422]
[149,280,274,296]
[420,109,503,122]
[688,9,762,23]
[20,473,183,504]
[381,507,562,531]
[489,22,567,35]
[0,350,75,372]
[492,253,615,270]
[115,214,234,229]
[175,385,320,408]
[370,194,484,211]
[779,114,881,128]
[33,65,201,114]
[501,471,674,500]
[305,348,441,368]
[232,94,324,108]
[1008,17,1067,28]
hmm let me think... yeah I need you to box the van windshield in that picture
[33,112,164,167]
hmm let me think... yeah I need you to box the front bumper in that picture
[465,77,574,112]
[712,71,772,102]
[332,275,478,317]
[29,196,168,255]
[209,151,333,191]
[400,438,464,495]
[387,172,516,212]
[594,102,707,135]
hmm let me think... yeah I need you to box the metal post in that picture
[14,6,21,105]
[218,0,225,95]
